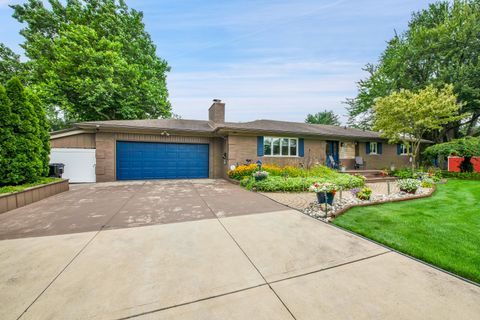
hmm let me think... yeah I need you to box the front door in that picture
[326,141,339,168]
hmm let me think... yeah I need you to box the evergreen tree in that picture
[27,89,50,176]
[0,85,16,185]
[5,77,43,184]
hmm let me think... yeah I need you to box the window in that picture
[369,142,378,154]
[400,143,411,155]
[263,137,298,156]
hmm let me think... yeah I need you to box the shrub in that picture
[441,171,480,180]
[229,163,347,180]
[352,187,373,200]
[397,179,421,193]
[421,177,435,188]
[253,170,269,181]
[240,174,365,192]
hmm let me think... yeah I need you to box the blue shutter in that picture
[366,142,371,154]
[299,138,304,157]
[378,142,383,154]
[397,143,402,155]
[257,136,264,157]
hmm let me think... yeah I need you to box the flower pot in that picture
[316,192,335,205]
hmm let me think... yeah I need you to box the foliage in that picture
[333,180,480,283]
[374,85,462,170]
[391,167,442,182]
[10,0,171,129]
[305,110,341,126]
[0,43,24,84]
[441,171,480,180]
[397,178,421,193]
[347,0,480,140]
[421,177,435,188]
[351,187,372,200]
[308,182,338,193]
[240,174,364,193]
[27,89,50,176]
[0,177,61,194]
[1,77,48,185]
[424,137,480,159]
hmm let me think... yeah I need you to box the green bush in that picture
[441,171,480,180]
[1,78,48,185]
[240,174,365,192]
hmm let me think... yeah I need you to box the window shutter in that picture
[366,142,370,155]
[397,144,402,155]
[299,138,304,157]
[257,136,264,157]
[378,143,383,154]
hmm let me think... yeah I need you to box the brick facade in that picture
[358,142,410,170]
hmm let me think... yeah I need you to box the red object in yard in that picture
[447,156,480,172]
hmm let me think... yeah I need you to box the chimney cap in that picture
[212,99,222,103]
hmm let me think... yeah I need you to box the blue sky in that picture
[0,0,432,123]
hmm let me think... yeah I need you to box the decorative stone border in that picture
[0,179,69,214]
[330,185,436,219]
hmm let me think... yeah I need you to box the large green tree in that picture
[4,77,44,184]
[0,85,16,184]
[305,110,341,126]
[347,0,480,140]
[10,0,171,130]
[374,85,462,171]
[0,43,24,84]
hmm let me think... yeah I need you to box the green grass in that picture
[0,177,62,194]
[333,180,480,283]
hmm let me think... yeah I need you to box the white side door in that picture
[50,148,96,183]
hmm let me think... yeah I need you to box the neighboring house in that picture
[50,100,413,182]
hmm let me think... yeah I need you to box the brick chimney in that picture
[209,99,225,123]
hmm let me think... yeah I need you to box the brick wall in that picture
[227,135,326,169]
[358,142,410,170]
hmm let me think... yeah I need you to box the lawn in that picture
[333,179,480,283]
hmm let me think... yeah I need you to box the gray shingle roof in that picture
[73,118,385,140]
[219,120,383,140]
[77,119,215,133]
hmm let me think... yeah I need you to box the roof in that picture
[75,119,215,133]
[218,119,383,140]
[53,118,429,142]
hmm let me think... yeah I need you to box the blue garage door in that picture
[116,141,209,180]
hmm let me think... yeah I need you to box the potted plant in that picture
[309,182,337,205]
[253,170,269,181]
[380,169,389,177]
[397,178,421,194]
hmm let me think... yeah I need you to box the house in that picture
[50,99,412,182]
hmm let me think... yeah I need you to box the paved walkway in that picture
[261,181,402,211]
[1,180,479,319]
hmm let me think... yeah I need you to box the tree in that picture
[0,85,16,184]
[305,110,341,126]
[347,0,480,140]
[0,43,24,84]
[374,85,462,171]
[424,137,480,172]
[4,77,43,184]
[11,0,171,128]
[27,89,50,176]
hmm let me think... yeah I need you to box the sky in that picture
[0,0,433,123]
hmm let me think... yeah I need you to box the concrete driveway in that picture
[0,180,479,319]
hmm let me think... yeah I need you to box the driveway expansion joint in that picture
[16,182,148,320]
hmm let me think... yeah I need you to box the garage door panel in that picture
[116,142,209,180]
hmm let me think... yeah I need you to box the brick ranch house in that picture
[50,100,413,183]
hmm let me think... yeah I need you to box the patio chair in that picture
[354,156,366,169]
[328,155,338,169]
